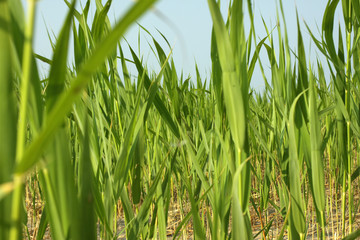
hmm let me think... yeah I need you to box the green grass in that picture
[1,0,360,239]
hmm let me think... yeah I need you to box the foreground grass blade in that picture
[232,161,253,240]
[76,116,96,240]
[46,0,76,111]
[207,0,251,212]
[308,66,326,236]
[322,0,341,68]
[288,91,307,239]
[342,228,360,240]
[15,0,158,174]
[207,0,246,152]
[10,0,38,238]
[0,1,17,239]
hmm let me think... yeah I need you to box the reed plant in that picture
[0,0,360,239]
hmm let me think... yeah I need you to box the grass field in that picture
[1,0,360,239]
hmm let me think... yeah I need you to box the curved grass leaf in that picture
[308,66,326,233]
[288,90,307,237]
[46,0,76,111]
[129,46,180,138]
[342,228,360,240]
[15,0,158,174]
[322,0,343,71]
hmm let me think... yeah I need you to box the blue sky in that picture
[32,0,343,90]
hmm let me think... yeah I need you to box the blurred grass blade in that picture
[15,0,158,174]
[0,0,17,200]
[35,207,48,240]
[10,0,37,238]
[248,36,267,80]
[322,0,342,70]
[131,128,145,205]
[9,0,44,130]
[46,0,76,111]
[342,228,360,240]
[76,115,96,240]
[38,169,65,240]
[91,0,112,42]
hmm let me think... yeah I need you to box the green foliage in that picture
[0,0,360,239]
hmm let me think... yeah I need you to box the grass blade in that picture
[15,0,158,174]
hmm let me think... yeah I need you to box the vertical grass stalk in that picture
[344,1,353,232]
[10,0,37,239]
